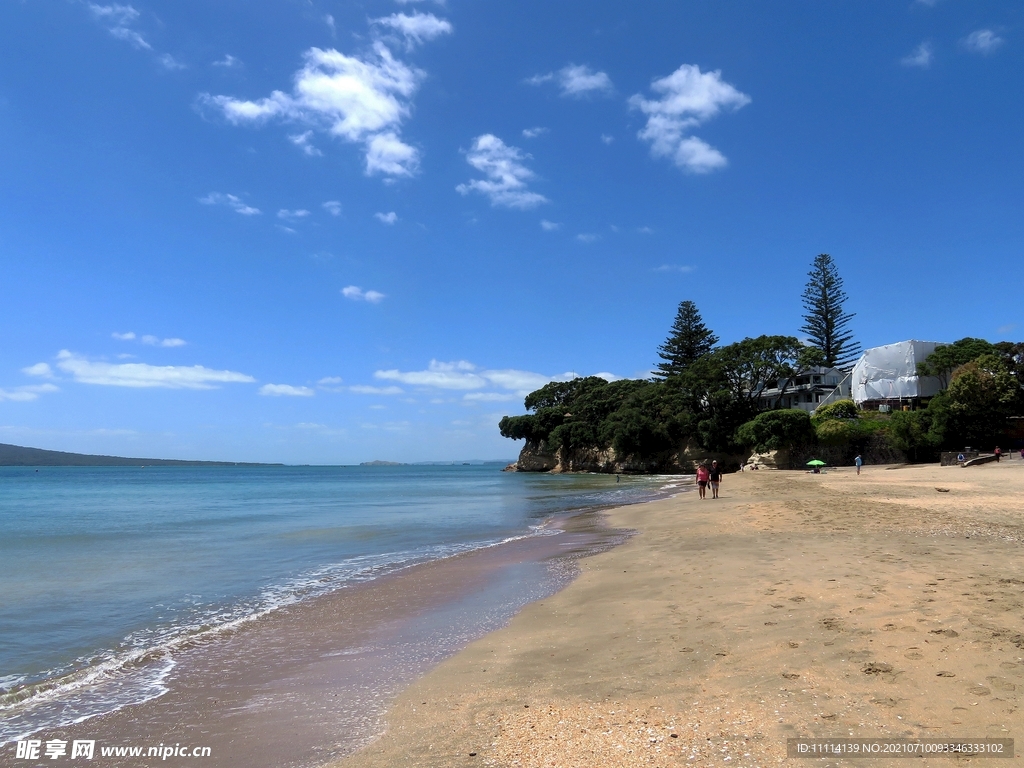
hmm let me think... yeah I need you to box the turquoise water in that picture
[0,464,675,741]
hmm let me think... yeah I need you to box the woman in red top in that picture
[696,463,710,499]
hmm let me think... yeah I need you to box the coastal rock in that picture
[745,450,790,470]
[511,439,744,475]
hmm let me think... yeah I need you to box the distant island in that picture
[0,443,279,467]
[359,460,407,466]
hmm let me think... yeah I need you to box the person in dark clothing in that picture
[708,460,723,499]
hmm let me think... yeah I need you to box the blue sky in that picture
[1,0,1021,463]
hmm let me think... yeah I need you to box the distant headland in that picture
[0,443,280,467]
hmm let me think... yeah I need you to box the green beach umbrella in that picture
[806,459,826,467]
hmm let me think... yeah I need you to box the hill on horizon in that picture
[0,443,279,467]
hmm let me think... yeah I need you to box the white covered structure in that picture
[851,340,945,406]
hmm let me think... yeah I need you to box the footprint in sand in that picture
[936,671,956,677]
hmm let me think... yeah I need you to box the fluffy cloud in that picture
[289,131,322,156]
[22,363,54,378]
[0,384,59,402]
[259,383,315,397]
[522,126,548,139]
[528,64,613,98]
[629,64,750,173]
[114,332,186,347]
[49,350,254,389]
[278,209,311,221]
[199,192,261,215]
[456,134,548,209]
[213,54,240,68]
[88,3,150,50]
[540,219,560,231]
[143,335,186,347]
[963,29,1004,55]
[342,286,386,303]
[350,385,404,395]
[375,211,398,224]
[576,233,599,243]
[371,12,452,48]
[201,43,426,178]
[902,42,934,68]
[372,360,605,398]
[322,200,343,216]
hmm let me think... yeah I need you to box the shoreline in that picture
[0,504,637,767]
[332,459,1024,767]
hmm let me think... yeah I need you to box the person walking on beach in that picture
[855,454,862,475]
[708,460,722,499]
[994,446,1002,462]
[696,462,710,499]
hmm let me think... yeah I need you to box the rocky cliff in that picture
[504,439,745,474]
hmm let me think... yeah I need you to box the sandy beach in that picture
[335,458,1024,767]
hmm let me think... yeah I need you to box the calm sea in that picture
[0,464,679,742]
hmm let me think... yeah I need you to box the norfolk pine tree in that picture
[800,254,860,369]
[653,300,718,379]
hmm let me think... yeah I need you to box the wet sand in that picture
[2,517,626,768]
[334,459,1024,767]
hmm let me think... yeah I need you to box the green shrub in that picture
[735,409,815,453]
[812,399,858,423]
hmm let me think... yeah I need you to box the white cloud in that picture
[278,208,311,220]
[576,233,599,243]
[350,385,404,395]
[463,392,519,402]
[89,3,150,50]
[158,54,185,71]
[629,64,750,174]
[22,363,54,378]
[638,226,654,234]
[342,285,386,303]
[141,335,186,347]
[199,192,261,215]
[50,350,254,389]
[375,211,398,224]
[963,29,1004,55]
[522,126,548,139]
[0,384,59,402]
[289,130,323,156]
[259,383,315,397]
[371,12,452,49]
[902,42,934,68]
[654,264,695,273]
[456,134,548,209]
[600,134,614,145]
[213,54,240,68]
[201,43,426,178]
[372,360,588,398]
[540,219,560,231]
[324,14,336,36]
[528,64,613,98]
[112,331,136,341]
[322,200,343,216]
[376,360,484,390]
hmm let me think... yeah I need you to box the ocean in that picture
[0,464,679,749]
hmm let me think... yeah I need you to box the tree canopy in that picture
[800,254,860,369]
[653,300,718,379]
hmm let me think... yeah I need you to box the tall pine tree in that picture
[800,254,860,369]
[653,300,718,378]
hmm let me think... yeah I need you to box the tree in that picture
[713,335,806,407]
[800,254,860,369]
[917,338,997,389]
[735,409,815,453]
[653,300,718,379]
